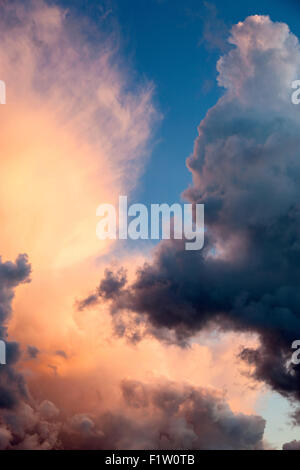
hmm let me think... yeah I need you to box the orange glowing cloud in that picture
[0,0,156,393]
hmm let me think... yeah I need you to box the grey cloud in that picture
[76,268,127,312]
[0,255,31,413]
[0,254,31,329]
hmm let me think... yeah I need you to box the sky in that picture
[0,0,300,450]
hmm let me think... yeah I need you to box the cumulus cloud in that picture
[0,427,12,450]
[58,379,265,450]
[0,254,40,448]
[86,16,300,405]
[0,255,31,329]
[0,255,31,410]
[0,253,266,449]
[2,401,61,450]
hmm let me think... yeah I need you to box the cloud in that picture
[0,5,285,450]
[0,255,31,329]
[0,0,158,388]
[0,427,12,450]
[55,350,68,359]
[0,0,157,272]
[198,1,229,52]
[76,268,127,311]
[283,439,300,450]
[0,255,60,449]
[27,346,40,359]
[0,254,44,449]
[58,379,265,450]
[0,0,156,450]
[38,400,60,421]
[1,401,61,450]
[0,255,31,412]
[89,16,300,405]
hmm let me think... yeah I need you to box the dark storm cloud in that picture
[81,16,300,403]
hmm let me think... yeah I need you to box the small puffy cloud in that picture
[0,427,12,450]
[38,400,60,421]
